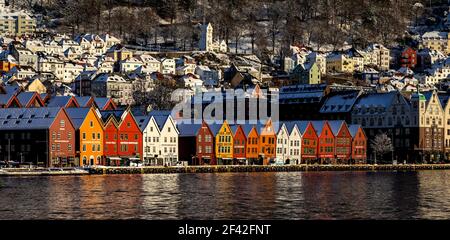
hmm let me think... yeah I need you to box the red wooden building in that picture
[197,121,216,165]
[100,109,143,164]
[312,121,335,164]
[231,125,246,164]
[102,114,120,165]
[298,121,318,163]
[349,125,367,164]
[330,121,352,163]
[400,47,417,69]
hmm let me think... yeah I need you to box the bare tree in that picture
[371,133,394,164]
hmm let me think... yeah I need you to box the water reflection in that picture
[1,171,450,219]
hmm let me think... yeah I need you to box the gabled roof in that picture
[47,96,79,108]
[176,123,203,137]
[64,107,92,129]
[353,91,403,110]
[152,115,168,130]
[282,121,299,135]
[135,115,153,132]
[328,120,345,136]
[320,91,360,113]
[16,91,44,107]
[348,125,363,138]
[74,96,93,107]
[0,92,18,106]
[239,124,258,136]
[0,107,64,130]
[310,121,326,136]
[94,97,116,110]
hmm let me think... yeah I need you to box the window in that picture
[82,132,86,140]
[60,120,65,128]
[68,144,72,151]
[90,121,94,127]
[92,133,96,139]
[82,144,86,152]
[68,132,72,140]
[98,133,101,139]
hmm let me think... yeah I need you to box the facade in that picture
[231,125,247,164]
[214,121,234,165]
[330,121,352,163]
[286,122,302,165]
[160,58,176,75]
[101,109,143,164]
[352,91,416,162]
[313,121,335,164]
[326,54,355,73]
[91,73,134,106]
[0,7,36,35]
[298,121,318,163]
[276,123,290,164]
[421,31,450,55]
[400,47,417,69]
[291,61,321,85]
[65,107,104,166]
[138,115,161,165]
[364,44,390,70]
[154,114,179,166]
[196,121,216,165]
[243,125,260,165]
[412,90,445,162]
[259,119,276,165]
[102,114,119,165]
[349,125,367,163]
[0,107,76,167]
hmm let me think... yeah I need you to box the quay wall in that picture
[88,164,450,175]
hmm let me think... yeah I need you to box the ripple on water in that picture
[1,171,450,219]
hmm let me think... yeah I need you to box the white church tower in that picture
[199,23,213,52]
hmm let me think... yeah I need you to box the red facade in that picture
[196,121,216,165]
[317,121,335,161]
[335,123,352,162]
[301,123,318,161]
[232,125,247,160]
[117,111,143,159]
[352,127,367,163]
[48,109,76,166]
[103,117,119,160]
[401,47,417,69]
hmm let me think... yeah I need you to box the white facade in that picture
[276,124,290,163]
[288,125,302,165]
[142,116,162,163]
[160,58,176,75]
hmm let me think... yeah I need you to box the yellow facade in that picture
[79,108,104,166]
[326,56,355,73]
[215,121,234,160]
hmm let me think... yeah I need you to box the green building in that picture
[291,61,321,85]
